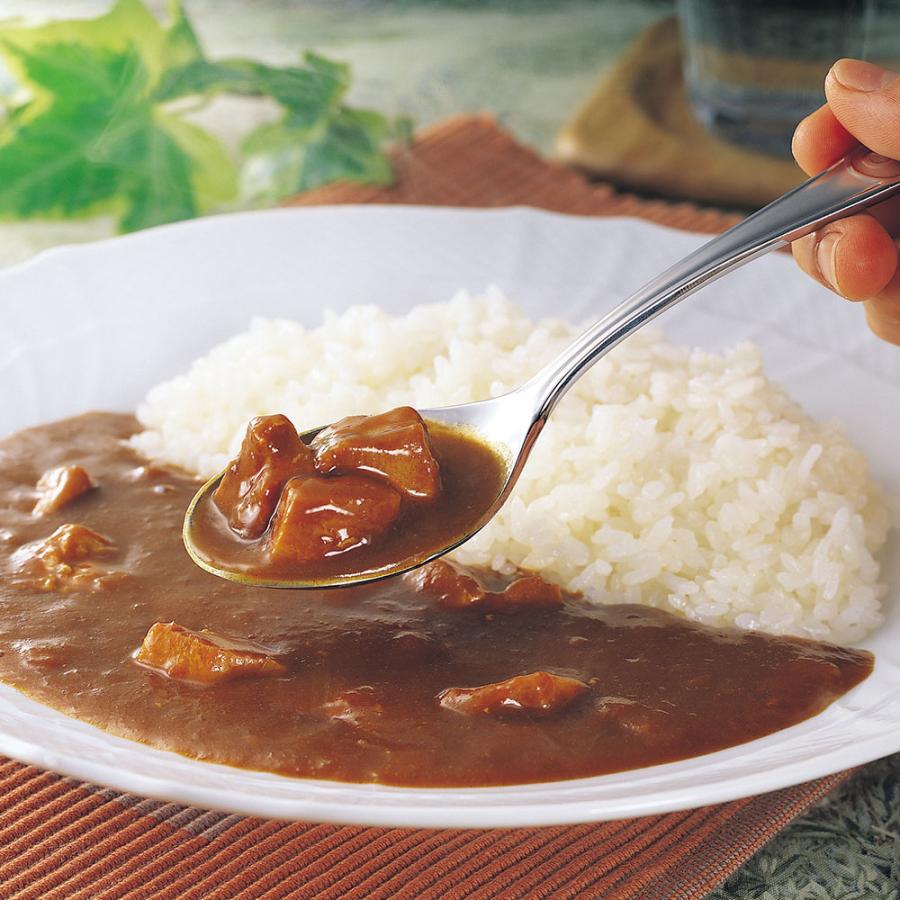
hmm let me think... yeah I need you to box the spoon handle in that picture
[528,146,900,422]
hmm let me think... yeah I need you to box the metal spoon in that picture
[185,146,900,588]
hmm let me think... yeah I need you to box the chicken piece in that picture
[438,671,589,717]
[312,406,441,501]
[500,575,564,609]
[214,414,316,539]
[33,523,113,563]
[33,465,95,516]
[134,622,286,685]
[595,697,675,739]
[14,523,119,593]
[322,686,416,751]
[267,474,402,564]
[408,559,563,612]
[323,685,384,726]
[387,629,438,666]
[407,559,486,608]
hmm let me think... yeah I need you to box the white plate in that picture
[1,206,898,828]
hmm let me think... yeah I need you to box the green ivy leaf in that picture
[0,0,235,231]
[240,110,395,204]
[161,50,399,202]
[293,107,395,191]
[0,0,196,90]
[157,53,350,131]
[0,0,402,232]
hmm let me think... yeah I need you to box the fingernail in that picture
[816,233,842,292]
[831,59,896,92]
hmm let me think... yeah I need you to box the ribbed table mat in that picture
[2,116,850,899]
[0,760,853,899]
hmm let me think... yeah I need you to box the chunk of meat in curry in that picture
[213,414,315,539]
[13,523,122,593]
[134,622,286,685]
[323,685,385,727]
[439,671,590,717]
[33,464,95,516]
[267,474,401,563]
[311,406,441,500]
[212,407,446,567]
[595,697,676,739]
[409,559,563,612]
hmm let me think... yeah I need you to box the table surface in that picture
[1,3,898,898]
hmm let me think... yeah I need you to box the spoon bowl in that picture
[184,146,900,589]
[182,395,533,588]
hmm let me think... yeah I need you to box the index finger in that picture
[791,104,858,176]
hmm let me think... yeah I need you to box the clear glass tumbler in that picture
[677,0,900,157]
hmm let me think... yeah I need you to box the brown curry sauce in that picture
[0,413,873,787]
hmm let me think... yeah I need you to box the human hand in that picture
[791,59,900,343]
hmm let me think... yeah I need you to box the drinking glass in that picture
[677,0,900,156]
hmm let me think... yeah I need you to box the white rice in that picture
[133,289,889,644]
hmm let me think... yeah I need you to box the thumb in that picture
[824,60,900,159]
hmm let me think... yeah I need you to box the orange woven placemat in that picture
[0,763,851,899]
[1,116,850,899]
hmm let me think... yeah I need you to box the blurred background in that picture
[0,0,898,264]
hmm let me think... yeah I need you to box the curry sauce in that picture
[0,413,873,787]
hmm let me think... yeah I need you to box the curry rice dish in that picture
[0,293,887,787]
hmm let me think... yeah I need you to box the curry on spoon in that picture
[185,407,508,587]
